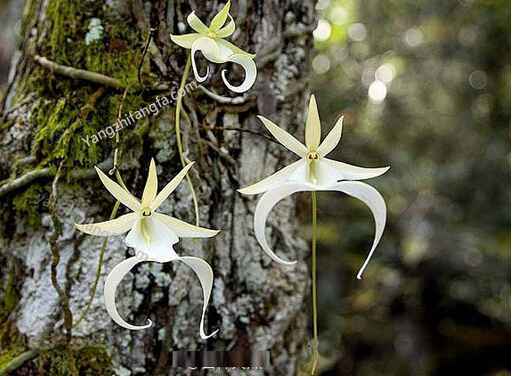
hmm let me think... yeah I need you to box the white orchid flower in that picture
[170,1,257,93]
[75,159,220,339]
[239,95,389,279]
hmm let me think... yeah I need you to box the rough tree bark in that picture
[0,0,315,374]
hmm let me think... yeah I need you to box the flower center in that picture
[306,152,320,184]
[207,30,217,38]
[141,207,152,217]
[307,151,320,161]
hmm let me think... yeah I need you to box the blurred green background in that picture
[306,0,510,374]
[0,0,509,375]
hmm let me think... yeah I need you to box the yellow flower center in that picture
[207,30,217,38]
[141,207,152,217]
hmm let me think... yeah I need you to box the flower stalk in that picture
[175,55,200,226]
[311,191,319,375]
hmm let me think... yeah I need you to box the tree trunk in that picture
[0,0,315,374]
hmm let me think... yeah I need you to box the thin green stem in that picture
[175,54,200,225]
[311,191,319,375]
[73,200,120,328]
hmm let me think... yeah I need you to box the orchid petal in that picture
[187,11,210,34]
[215,15,235,38]
[221,53,257,93]
[323,158,390,181]
[217,39,255,59]
[151,162,195,211]
[327,181,386,279]
[125,218,179,262]
[254,184,311,265]
[154,213,219,238]
[210,1,231,31]
[191,37,221,82]
[95,167,140,212]
[305,95,321,151]
[257,116,307,157]
[75,213,137,237]
[170,33,201,49]
[104,256,153,330]
[318,115,344,157]
[141,159,158,207]
[179,256,219,339]
[238,160,304,195]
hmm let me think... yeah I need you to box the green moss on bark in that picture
[19,0,147,170]
[37,344,113,376]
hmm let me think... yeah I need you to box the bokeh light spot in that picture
[468,70,487,89]
[404,28,424,47]
[368,80,387,103]
[375,63,396,83]
[312,54,331,75]
[330,6,348,25]
[313,19,332,42]
[348,23,367,41]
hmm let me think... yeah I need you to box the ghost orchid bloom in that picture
[75,159,219,339]
[239,95,389,279]
[170,1,257,93]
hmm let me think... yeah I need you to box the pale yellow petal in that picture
[141,158,158,207]
[210,1,231,31]
[155,213,219,238]
[187,11,210,34]
[95,167,140,212]
[215,15,235,38]
[170,33,201,49]
[257,115,307,157]
[305,95,321,150]
[150,162,195,210]
[238,160,303,195]
[75,213,137,237]
[317,114,344,157]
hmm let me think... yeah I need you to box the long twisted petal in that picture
[104,256,153,330]
[179,256,219,339]
[327,181,386,279]
[191,37,221,82]
[254,184,311,265]
[221,53,257,93]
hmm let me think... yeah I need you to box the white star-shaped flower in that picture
[76,159,219,338]
[239,95,389,279]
